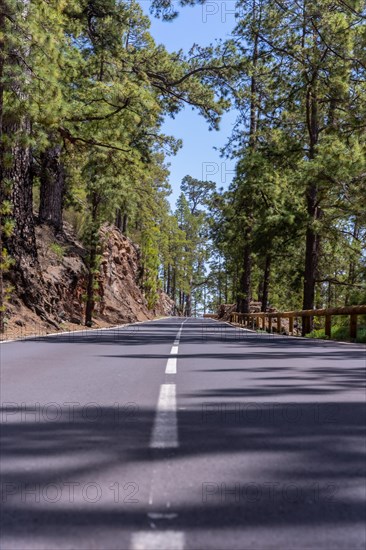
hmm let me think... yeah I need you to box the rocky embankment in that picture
[4,223,174,339]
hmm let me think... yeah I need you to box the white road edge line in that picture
[150,383,178,449]
[131,531,184,550]
[0,316,175,345]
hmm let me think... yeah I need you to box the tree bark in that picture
[3,0,37,261]
[237,0,260,314]
[39,144,65,232]
[85,193,100,327]
[115,208,122,231]
[238,237,252,313]
[261,254,271,312]
[345,220,359,306]
[172,266,176,302]
[224,266,228,304]
[218,256,222,304]
[0,5,5,332]
[7,120,37,260]
[85,243,96,327]
[302,74,320,335]
[122,213,128,234]
[166,263,171,295]
[186,291,192,317]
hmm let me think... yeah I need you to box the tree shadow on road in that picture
[1,399,365,547]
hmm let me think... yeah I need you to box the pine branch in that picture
[58,127,131,153]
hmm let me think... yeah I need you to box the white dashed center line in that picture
[150,383,178,449]
[132,320,188,549]
[165,320,186,375]
[131,531,184,550]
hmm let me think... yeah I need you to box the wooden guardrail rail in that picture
[229,305,366,340]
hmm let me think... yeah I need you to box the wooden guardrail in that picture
[229,305,366,340]
[203,314,218,319]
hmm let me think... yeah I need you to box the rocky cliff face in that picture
[97,225,174,323]
[5,222,174,337]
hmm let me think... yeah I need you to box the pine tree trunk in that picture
[261,254,271,312]
[4,0,36,262]
[302,76,320,335]
[0,7,5,333]
[238,239,252,313]
[122,213,128,234]
[4,120,43,319]
[172,267,176,302]
[186,293,192,317]
[115,208,122,231]
[166,264,171,295]
[0,0,50,328]
[302,201,320,335]
[224,269,228,304]
[39,144,65,232]
[85,193,100,327]
[0,227,4,333]
[218,257,222,304]
[85,244,96,327]
[8,120,37,260]
[237,0,259,314]
[345,220,358,306]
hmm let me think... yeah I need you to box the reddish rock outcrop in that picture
[5,222,174,336]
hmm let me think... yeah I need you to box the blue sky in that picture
[139,1,238,208]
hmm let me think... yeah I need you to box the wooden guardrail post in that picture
[325,315,331,338]
[289,316,294,335]
[350,314,357,340]
[303,316,311,336]
[277,315,281,334]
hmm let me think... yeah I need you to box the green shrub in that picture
[306,324,366,344]
[49,242,66,259]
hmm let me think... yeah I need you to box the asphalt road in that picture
[0,317,365,550]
